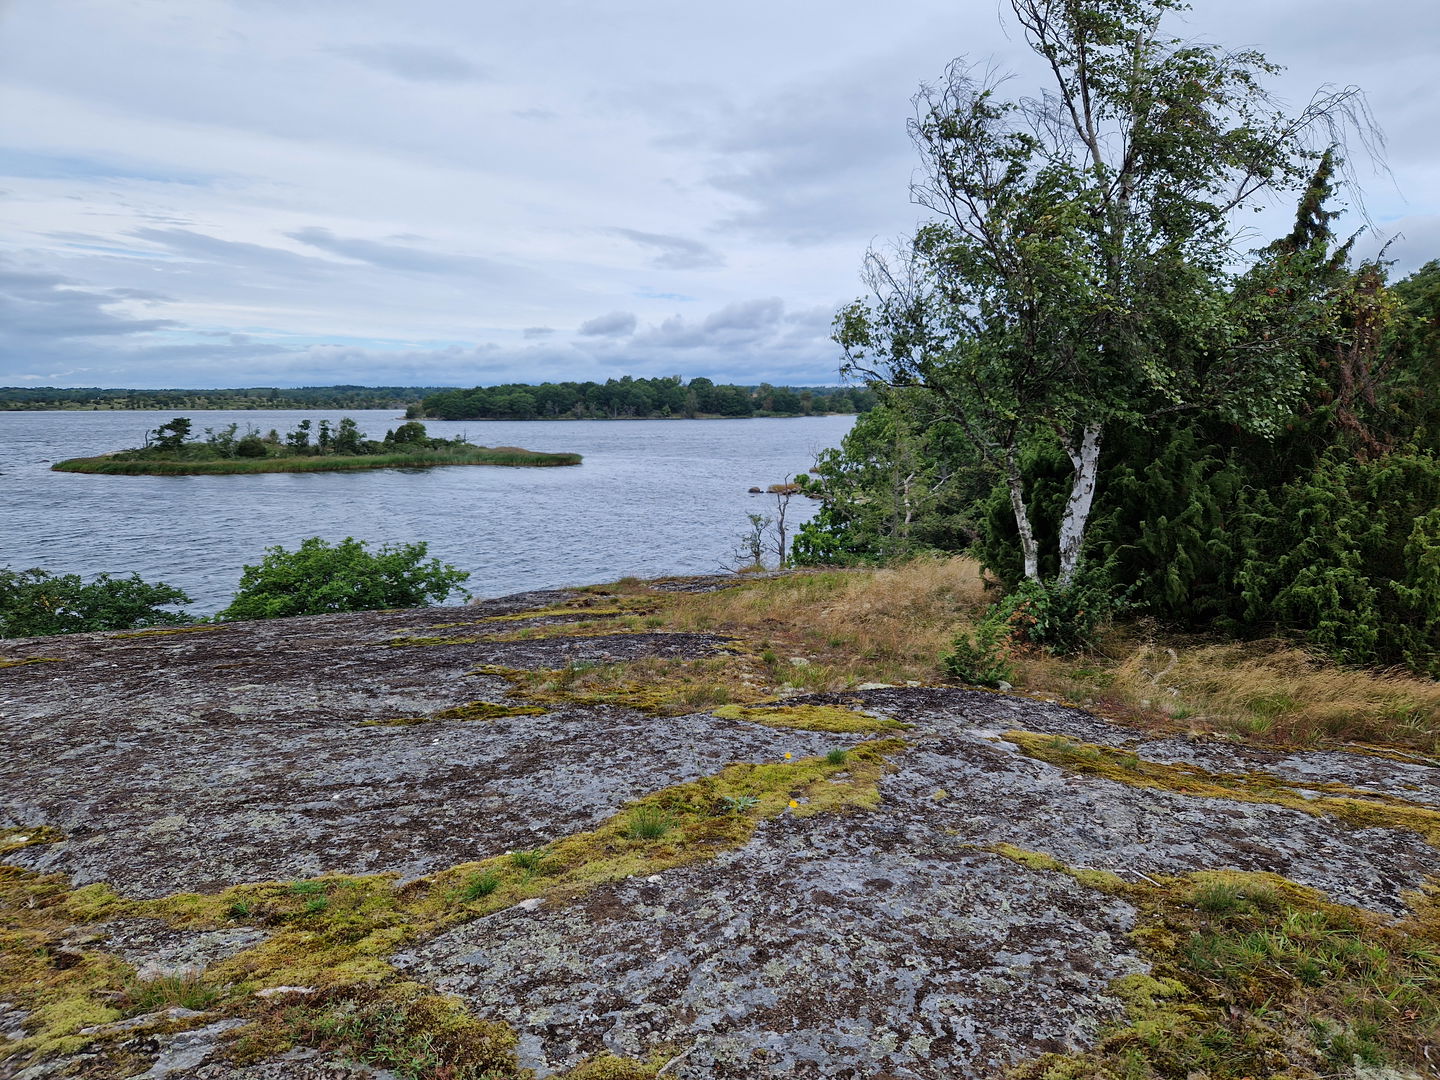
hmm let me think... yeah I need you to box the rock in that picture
[855,682,894,690]
[253,986,316,999]
[997,680,1013,691]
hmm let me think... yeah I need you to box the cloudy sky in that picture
[1,0,1436,389]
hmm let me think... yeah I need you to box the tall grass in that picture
[605,556,1440,754]
[52,447,581,475]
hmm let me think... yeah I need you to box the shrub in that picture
[997,565,1122,655]
[0,567,192,638]
[236,433,268,458]
[219,537,469,621]
[941,610,1015,688]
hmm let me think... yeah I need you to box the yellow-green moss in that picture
[712,703,910,734]
[385,634,482,647]
[0,738,904,1077]
[987,846,1440,1079]
[490,655,766,717]
[0,826,65,857]
[559,1049,673,1079]
[1004,730,1440,847]
[110,625,222,639]
[481,605,630,623]
[0,656,65,668]
[367,701,547,726]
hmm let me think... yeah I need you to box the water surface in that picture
[0,410,853,613]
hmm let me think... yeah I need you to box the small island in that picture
[52,416,581,475]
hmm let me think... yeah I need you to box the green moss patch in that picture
[370,701,547,726]
[0,740,904,1078]
[0,656,65,668]
[110,625,221,639]
[0,826,65,858]
[1004,730,1440,847]
[712,703,910,734]
[990,847,1440,1079]
[385,634,482,647]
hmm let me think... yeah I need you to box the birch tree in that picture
[836,0,1374,586]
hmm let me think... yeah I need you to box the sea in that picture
[0,410,855,614]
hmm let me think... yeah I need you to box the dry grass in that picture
[656,557,991,689]
[1095,639,1440,753]
[566,556,1440,756]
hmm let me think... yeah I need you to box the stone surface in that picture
[3,593,1438,1079]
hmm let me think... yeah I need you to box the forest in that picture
[413,376,875,420]
[0,385,446,411]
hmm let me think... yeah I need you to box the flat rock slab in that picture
[0,601,828,897]
[4,598,1439,1080]
[398,812,1144,1079]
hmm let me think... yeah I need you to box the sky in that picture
[1,0,1437,390]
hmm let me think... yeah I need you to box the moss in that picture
[559,1049,672,1078]
[385,634,482,647]
[0,739,904,1077]
[988,847,1440,1079]
[109,625,221,639]
[481,605,630,623]
[0,825,65,857]
[1004,730,1440,847]
[0,656,66,668]
[712,702,910,734]
[492,655,768,716]
[368,701,547,726]
[234,981,524,1078]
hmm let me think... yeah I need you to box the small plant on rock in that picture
[457,871,501,902]
[623,806,676,840]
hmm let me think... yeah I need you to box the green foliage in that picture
[418,376,875,421]
[149,417,191,450]
[791,388,990,566]
[941,612,1015,688]
[218,537,469,621]
[0,567,192,638]
[999,567,1123,656]
[622,806,676,840]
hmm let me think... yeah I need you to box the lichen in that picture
[0,656,66,668]
[1004,730,1440,847]
[0,740,903,1077]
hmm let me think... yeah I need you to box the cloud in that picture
[578,311,637,337]
[635,297,789,350]
[330,43,486,85]
[609,228,724,270]
[522,326,555,338]
[286,228,507,278]
[131,228,330,278]
[0,262,175,348]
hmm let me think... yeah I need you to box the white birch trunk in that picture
[1004,447,1041,581]
[1057,423,1103,586]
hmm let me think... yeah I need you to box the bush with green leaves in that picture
[997,567,1123,656]
[941,610,1015,689]
[219,537,469,621]
[0,567,192,638]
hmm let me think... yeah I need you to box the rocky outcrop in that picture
[1,588,1436,1079]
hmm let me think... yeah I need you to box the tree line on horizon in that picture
[412,376,876,421]
[0,385,447,411]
